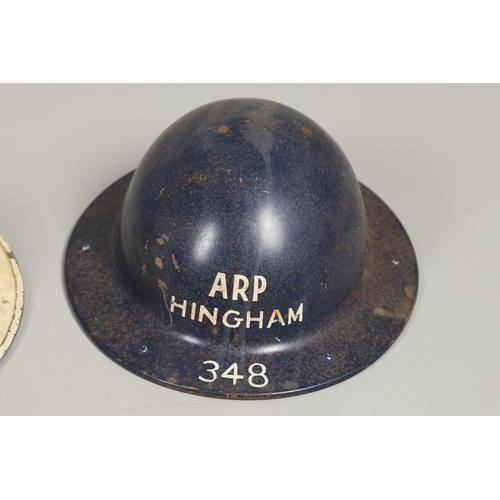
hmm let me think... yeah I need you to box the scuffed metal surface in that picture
[64,98,418,399]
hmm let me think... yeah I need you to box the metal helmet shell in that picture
[65,98,418,399]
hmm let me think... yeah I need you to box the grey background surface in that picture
[0,84,498,415]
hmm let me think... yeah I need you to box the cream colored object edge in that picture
[0,234,24,360]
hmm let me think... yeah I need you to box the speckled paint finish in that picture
[65,98,418,399]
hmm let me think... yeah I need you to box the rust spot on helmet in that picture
[301,126,313,137]
[171,254,180,270]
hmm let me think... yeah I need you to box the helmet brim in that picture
[64,171,418,399]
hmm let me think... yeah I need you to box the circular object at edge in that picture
[0,234,24,361]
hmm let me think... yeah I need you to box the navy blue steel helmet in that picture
[65,98,418,399]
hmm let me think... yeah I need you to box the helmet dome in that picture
[118,99,367,350]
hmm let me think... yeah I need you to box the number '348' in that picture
[199,361,269,388]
